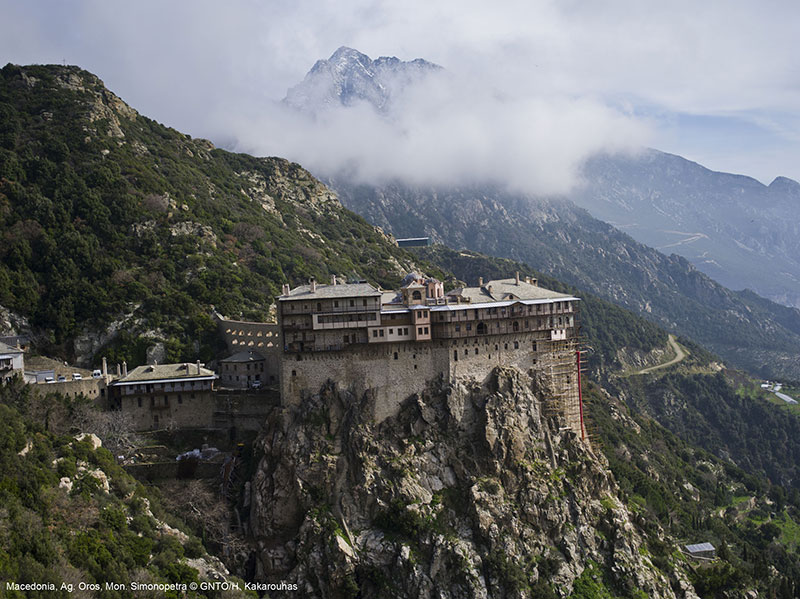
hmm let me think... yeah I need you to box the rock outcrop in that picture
[250,367,698,598]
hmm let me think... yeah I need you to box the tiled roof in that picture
[381,291,403,304]
[448,278,571,303]
[0,341,23,355]
[280,282,380,300]
[115,363,216,383]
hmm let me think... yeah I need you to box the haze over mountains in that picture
[280,47,800,380]
[283,47,800,311]
[576,150,800,309]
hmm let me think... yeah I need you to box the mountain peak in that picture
[284,47,442,114]
[329,46,369,62]
[768,175,800,194]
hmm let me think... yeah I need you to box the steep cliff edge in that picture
[249,368,697,598]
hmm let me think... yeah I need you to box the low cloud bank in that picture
[227,70,650,196]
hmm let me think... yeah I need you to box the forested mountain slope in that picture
[331,179,800,381]
[576,150,800,309]
[0,64,428,366]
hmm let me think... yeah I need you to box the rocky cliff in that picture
[249,367,697,598]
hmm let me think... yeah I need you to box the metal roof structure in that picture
[685,543,716,554]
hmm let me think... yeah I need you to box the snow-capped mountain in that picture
[283,46,441,114]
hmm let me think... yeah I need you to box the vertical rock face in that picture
[249,367,697,598]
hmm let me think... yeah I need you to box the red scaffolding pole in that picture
[577,349,585,441]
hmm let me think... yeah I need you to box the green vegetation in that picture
[611,372,800,489]
[0,377,252,597]
[587,380,800,597]
[0,63,437,364]
[568,560,634,599]
[336,179,800,381]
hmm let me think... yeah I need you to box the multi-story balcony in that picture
[312,311,379,330]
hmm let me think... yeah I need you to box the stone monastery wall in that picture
[282,329,581,431]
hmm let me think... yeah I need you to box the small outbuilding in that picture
[685,542,716,559]
[0,341,24,383]
[219,350,271,389]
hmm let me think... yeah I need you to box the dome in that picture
[401,272,422,287]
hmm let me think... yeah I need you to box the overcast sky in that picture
[3,0,800,191]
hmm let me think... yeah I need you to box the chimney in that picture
[331,274,337,285]
[487,285,493,295]
[116,363,121,376]
[122,361,128,377]
[196,360,202,375]
[281,283,290,296]
[478,277,484,287]
[102,357,108,377]
[310,278,316,293]
[515,271,520,285]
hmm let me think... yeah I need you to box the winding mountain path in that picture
[635,334,687,374]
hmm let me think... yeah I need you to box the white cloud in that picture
[228,69,649,195]
[2,0,800,184]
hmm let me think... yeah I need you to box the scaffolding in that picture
[538,333,589,444]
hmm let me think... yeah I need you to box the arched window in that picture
[412,290,422,300]
[513,321,520,332]
[477,322,487,335]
